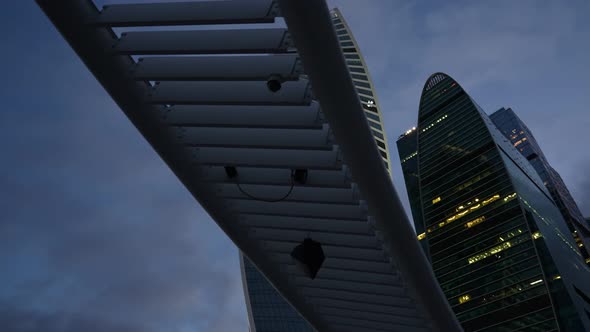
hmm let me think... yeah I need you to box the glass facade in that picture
[490,107,590,266]
[397,129,430,258]
[330,8,393,172]
[241,8,393,331]
[398,73,590,331]
[241,254,314,331]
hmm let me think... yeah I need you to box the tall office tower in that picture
[397,72,590,331]
[397,128,430,259]
[329,8,392,171]
[490,107,590,265]
[241,8,392,331]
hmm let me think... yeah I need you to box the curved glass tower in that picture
[330,8,392,172]
[402,72,590,331]
[240,8,393,332]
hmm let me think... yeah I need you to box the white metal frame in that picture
[36,1,462,331]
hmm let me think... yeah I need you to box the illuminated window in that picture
[520,197,582,258]
[403,126,416,135]
[429,193,518,234]
[469,203,481,211]
[498,229,524,243]
[432,197,441,204]
[401,151,418,163]
[468,242,512,264]
[532,231,542,240]
[458,294,471,304]
[465,216,486,228]
[447,194,495,223]
[503,193,517,202]
[456,171,493,191]
[421,114,448,132]
[417,232,426,241]
[482,194,500,206]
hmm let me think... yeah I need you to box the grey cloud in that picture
[1,3,247,332]
[0,305,148,332]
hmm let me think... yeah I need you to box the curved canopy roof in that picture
[36,1,461,331]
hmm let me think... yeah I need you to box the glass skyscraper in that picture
[490,107,590,266]
[397,73,590,331]
[240,255,314,331]
[241,8,393,331]
[397,128,430,259]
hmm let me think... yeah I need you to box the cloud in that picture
[0,2,247,331]
[0,305,147,332]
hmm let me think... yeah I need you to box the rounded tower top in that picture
[423,72,451,92]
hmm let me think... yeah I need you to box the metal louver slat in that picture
[147,80,311,105]
[252,229,379,248]
[286,265,401,286]
[188,146,339,169]
[312,298,420,317]
[229,200,363,219]
[114,29,291,55]
[301,288,413,307]
[326,315,429,332]
[294,278,406,297]
[332,325,428,332]
[173,126,330,149]
[269,243,386,262]
[159,103,323,129]
[239,215,369,233]
[90,0,278,26]
[277,256,392,274]
[217,184,354,203]
[318,307,426,326]
[133,54,301,81]
[201,167,349,188]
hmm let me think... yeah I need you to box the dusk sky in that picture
[1,1,589,331]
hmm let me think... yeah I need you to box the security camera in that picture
[267,74,283,93]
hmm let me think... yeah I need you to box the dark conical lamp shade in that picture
[290,238,325,279]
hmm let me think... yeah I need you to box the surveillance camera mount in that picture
[224,166,308,203]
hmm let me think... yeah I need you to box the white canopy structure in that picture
[36,1,462,331]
